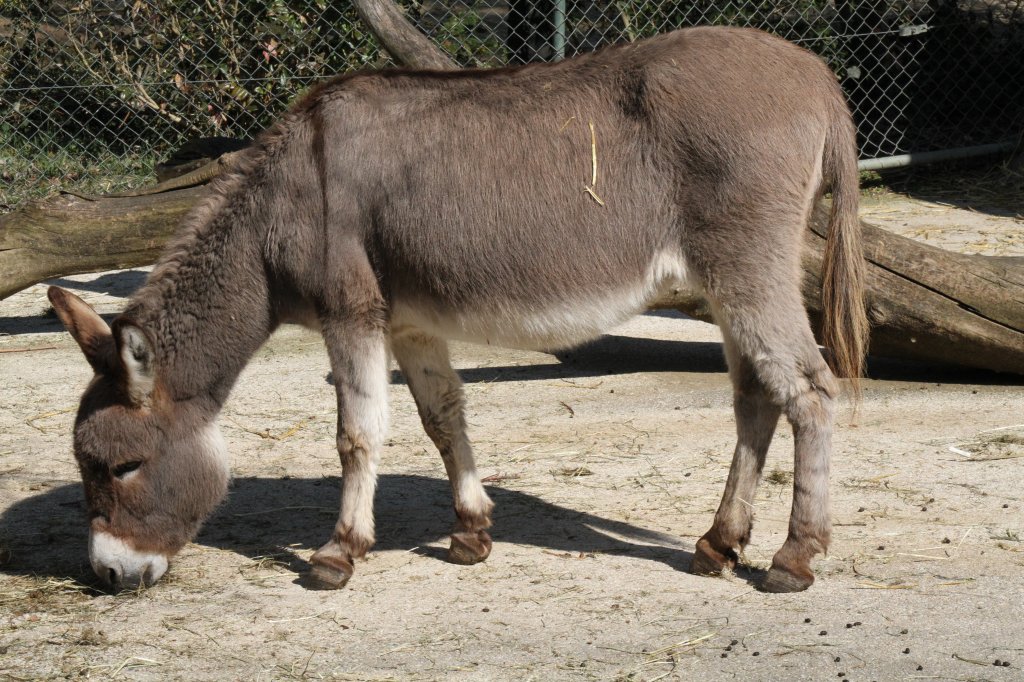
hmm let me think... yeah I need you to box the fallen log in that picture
[0,187,206,301]
[1,184,1022,374]
[653,206,1024,375]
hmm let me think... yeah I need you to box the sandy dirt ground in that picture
[1,178,1022,680]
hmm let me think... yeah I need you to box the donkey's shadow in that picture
[0,474,731,590]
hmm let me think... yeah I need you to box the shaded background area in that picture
[2,0,1022,206]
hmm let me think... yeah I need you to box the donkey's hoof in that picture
[448,530,492,565]
[690,537,738,576]
[759,565,814,593]
[307,553,354,590]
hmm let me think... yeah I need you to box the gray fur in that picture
[51,26,865,592]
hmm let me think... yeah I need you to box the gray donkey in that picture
[49,25,867,593]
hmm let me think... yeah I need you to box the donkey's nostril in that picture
[143,563,158,586]
[108,567,119,586]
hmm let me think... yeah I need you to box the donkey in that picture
[49,25,867,593]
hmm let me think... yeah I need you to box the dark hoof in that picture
[690,536,738,576]
[759,565,814,593]
[448,530,492,565]
[307,552,354,590]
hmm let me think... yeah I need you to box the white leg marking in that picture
[348,335,387,444]
[456,467,493,522]
[339,447,379,547]
[337,333,389,551]
[392,332,493,526]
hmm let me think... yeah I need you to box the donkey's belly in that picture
[389,247,690,351]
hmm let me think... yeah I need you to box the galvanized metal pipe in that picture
[857,141,1016,171]
[553,0,566,60]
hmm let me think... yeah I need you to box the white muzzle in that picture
[89,531,169,590]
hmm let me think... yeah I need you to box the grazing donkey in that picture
[49,25,867,593]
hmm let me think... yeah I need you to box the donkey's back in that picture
[283,27,856,355]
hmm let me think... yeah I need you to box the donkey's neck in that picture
[124,187,276,406]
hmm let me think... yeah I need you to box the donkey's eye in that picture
[112,461,143,479]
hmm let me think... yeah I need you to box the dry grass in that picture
[764,469,792,486]
[934,425,1024,461]
[583,120,606,207]
[0,575,94,616]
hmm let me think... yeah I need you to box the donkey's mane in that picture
[125,98,316,322]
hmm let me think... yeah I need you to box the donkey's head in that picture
[48,287,230,590]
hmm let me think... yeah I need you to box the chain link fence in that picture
[2,1,1023,207]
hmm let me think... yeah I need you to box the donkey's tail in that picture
[820,105,869,396]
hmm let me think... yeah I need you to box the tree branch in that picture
[350,0,457,70]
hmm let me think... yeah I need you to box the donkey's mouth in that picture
[88,531,169,590]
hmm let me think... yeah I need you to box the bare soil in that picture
[1,172,1022,680]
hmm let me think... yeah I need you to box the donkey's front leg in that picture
[391,332,494,565]
[309,317,389,589]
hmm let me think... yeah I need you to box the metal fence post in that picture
[553,0,566,60]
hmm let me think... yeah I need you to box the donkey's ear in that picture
[47,286,116,374]
[112,320,156,406]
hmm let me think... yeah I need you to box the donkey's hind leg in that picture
[391,331,495,565]
[698,288,838,593]
[691,327,782,576]
[309,314,390,589]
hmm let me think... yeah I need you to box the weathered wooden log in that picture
[654,207,1024,375]
[1,186,1022,373]
[0,188,206,301]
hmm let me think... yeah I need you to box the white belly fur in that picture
[390,248,690,351]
